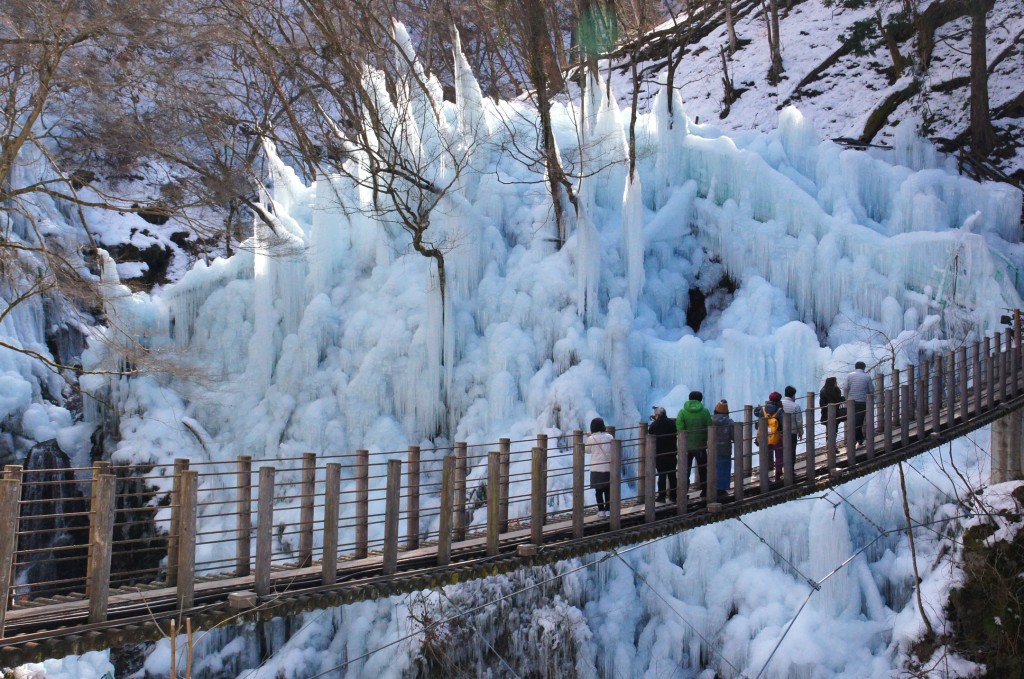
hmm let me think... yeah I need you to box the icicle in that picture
[576,200,601,325]
[622,172,645,306]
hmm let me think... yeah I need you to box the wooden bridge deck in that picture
[1,320,1023,666]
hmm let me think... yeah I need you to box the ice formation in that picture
[8,19,1023,678]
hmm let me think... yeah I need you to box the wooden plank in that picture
[706,421,718,502]
[758,417,770,490]
[166,458,188,587]
[175,470,198,610]
[406,446,420,550]
[87,474,115,623]
[916,378,927,441]
[742,405,753,481]
[487,452,500,556]
[531,446,545,545]
[864,393,875,460]
[355,449,369,559]
[900,384,911,446]
[255,467,274,598]
[826,405,837,475]
[782,411,794,486]
[958,346,969,423]
[0,478,21,637]
[498,438,511,533]
[572,431,584,538]
[437,456,454,566]
[322,463,340,586]
[805,392,816,485]
[733,422,745,500]
[298,452,316,567]
[985,336,994,410]
[454,442,467,542]
[644,434,656,521]
[382,460,401,576]
[676,431,688,516]
[609,439,622,531]
[236,456,252,577]
[637,422,647,505]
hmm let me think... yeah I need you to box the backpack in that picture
[765,408,782,445]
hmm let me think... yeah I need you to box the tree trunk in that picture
[628,50,639,181]
[724,0,738,56]
[767,0,784,84]
[968,0,996,156]
[876,10,906,83]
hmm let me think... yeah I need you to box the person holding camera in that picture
[647,406,678,503]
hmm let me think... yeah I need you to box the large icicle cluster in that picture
[60,21,1024,678]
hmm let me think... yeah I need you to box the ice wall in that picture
[71,25,1024,659]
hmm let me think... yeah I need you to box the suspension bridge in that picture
[1,316,1023,667]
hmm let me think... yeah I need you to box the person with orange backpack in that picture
[754,392,785,481]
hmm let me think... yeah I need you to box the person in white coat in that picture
[586,417,615,517]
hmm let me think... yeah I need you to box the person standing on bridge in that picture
[844,361,874,447]
[781,386,805,454]
[754,392,785,481]
[819,376,845,450]
[712,400,734,492]
[648,406,678,503]
[676,391,713,498]
[587,417,615,517]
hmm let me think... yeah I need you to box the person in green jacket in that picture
[676,390,713,498]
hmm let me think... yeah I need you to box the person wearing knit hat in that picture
[754,392,786,481]
[711,401,734,495]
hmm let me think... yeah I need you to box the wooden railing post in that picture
[906,363,916,415]
[644,434,656,522]
[255,467,274,598]
[382,459,401,576]
[1004,329,1013,401]
[958,346,969,423]
[487,452,500,556]
[572,431,585,538]
[874,374,885,425]
[845,398,857,466]
[733,422,744,500]
[406,446,420,550]
[499,438,511,533]
[166,458,188,587]
[706,423,718,504]
[782,411,794,486]
[87,473,115,623]
[175,469,198,610]
[531,447,545,545]
[758,417,770,491]
[883,388,894,454]
[236,456,252,577]
[892,368,902,425]
[931,359,942,434]
[676,431,689,515]
[637,423,647,504]
[299,452,316,567]
[0,477,22,637]
[355,449,369,559]
[916,377,927,440]
[437,456,454,566]
[1014,310,1022,397]
[609,439,622,530]
[805,392,816,485]
[971,341,982,416]
[454,442,467,542]
[984,336,994,410]
[742,406,753,481]
[85,461,107,597]
[322,463,340,586]
[900,384,912,446]
[826,405,838,475]
[864,393,875,460]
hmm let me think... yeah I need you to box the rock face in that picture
[17,440,89,598]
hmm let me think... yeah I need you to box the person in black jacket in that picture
[647,406,678,502]
[819,376,845,450]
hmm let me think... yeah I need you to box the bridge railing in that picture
[0,312,1022,634]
